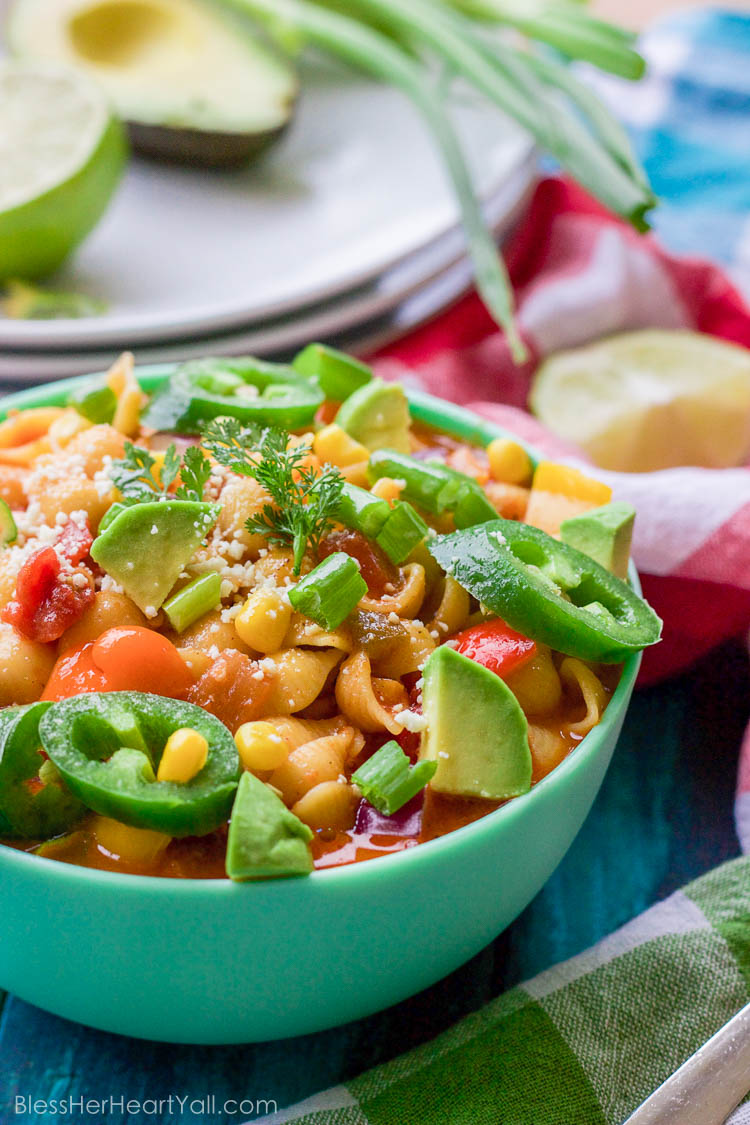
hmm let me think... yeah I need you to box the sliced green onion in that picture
[163,573,222,633]
[450,0,644,78]
[69,382,117,425]
[293,342,373,401]
[289,552,367,630]
[367,450,496,527]
[427,462,498,527]
[368,450,454,514]
[353,740,436,814]
[375,501,429,564]
[0,498,17,547]
[335,483,392,540]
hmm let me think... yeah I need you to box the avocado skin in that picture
[126,118,289,169]
[419,646,532,801]
[226,771,313,881]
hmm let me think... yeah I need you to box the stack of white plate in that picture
[0,59,536,385]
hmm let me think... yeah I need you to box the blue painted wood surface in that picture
[0,641,745,1124]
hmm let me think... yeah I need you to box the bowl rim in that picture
[0,365,641,896]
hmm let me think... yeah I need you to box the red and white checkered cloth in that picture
[374,176,750,853]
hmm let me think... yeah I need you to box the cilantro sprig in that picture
[203,418,344,574]
[110,442,212,505]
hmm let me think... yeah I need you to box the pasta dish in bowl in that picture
[0,346,660,1041]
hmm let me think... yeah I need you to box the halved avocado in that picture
[7,0,298,167]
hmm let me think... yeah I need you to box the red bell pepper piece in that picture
[449,619,537,679]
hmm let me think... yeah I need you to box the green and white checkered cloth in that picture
[256,856,750,1125]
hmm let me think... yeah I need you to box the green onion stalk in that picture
[222,0,654,362]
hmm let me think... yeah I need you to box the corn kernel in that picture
[235,721,289,771]
[93,816,171,865]
[313,424,369,468]
[156,728,209,784]
[370,476,405,503]
[235,588,292,652]
[486,438,532,485]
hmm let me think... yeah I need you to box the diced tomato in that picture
[43,627,194,701]
[15,546,59,607]
[319,528,399,599]
[56,518,93,566]
[187,650,275,731]
[2,546,95,644]
[396,725,420,762]
[449,619,537,679]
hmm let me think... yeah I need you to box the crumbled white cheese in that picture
[393,709,428,733]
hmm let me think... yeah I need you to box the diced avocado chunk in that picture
[335,379,411,454]
[90,500,218,613]
[0,498,17,546]
[419,646,531,800]
[226,771,313,881]
[560,501,635,580]
[292,343,372,402]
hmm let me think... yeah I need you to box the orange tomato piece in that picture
[91,627,194,697]
[43,627,194,701]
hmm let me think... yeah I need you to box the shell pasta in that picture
[0,349,660,881]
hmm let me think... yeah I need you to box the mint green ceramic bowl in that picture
[0,368,640,1043]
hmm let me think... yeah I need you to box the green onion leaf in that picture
[288,551,367,630]
[163,573,223,633]
[335,483,392,540]
[352,740,436,815]
[375,501,429,564]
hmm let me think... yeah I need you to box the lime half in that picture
[530,330,750,472]
[0,61,127,281]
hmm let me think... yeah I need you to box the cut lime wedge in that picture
[0,60,127,281]
[530,330,750,472]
